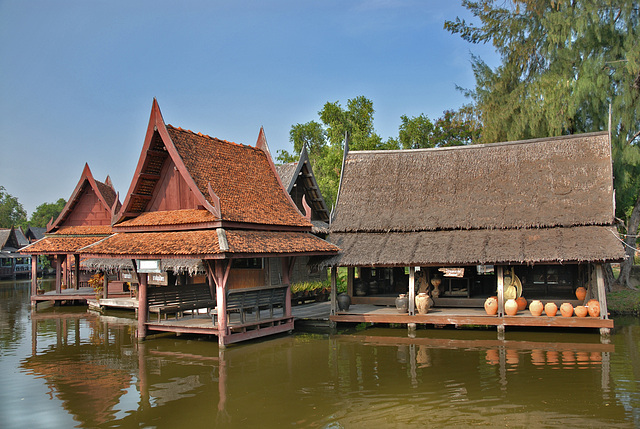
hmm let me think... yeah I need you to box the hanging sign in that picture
[439,267,465,278]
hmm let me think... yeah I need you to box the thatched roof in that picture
[327,132,624,266]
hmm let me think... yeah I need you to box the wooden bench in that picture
[147,283,216,322]
[213,285,288,325]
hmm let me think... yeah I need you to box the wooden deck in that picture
[330,304,614,330]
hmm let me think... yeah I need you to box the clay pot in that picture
[529,300,544,317]
[504,298,518,316]
[560,302,574,317]
[587,300,600,317]
[544,302,558,317]
[337,293,351,311]
[575,286,587,301]
[395,294,409,313]
[574,305,588,317]
[484,296,498,315]
[415,292,431,315]
[516,296,527,311]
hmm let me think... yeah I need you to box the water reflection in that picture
[2,280,639,428]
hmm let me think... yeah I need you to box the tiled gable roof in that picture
[167,126,310,227]
[115,209,218,230]
[20,235,109,254]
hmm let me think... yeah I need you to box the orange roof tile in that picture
[54,226,113,235]
[79,230,338,257]
[21,235,109,254]
[115,209,218,229]
[166,126,310,228]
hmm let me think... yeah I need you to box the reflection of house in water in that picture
[326,132,625,336]
[22,312,137,428]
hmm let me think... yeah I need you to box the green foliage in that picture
[29,198,66,228]
[0,185,26,228]
[607,289,640,315]
[446,0,640,220]
[290,279,330,294]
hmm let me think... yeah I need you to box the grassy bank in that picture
[608,289,640,316]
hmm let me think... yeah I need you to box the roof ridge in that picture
[166,123,251,149]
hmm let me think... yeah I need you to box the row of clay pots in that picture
[484,297,601,317]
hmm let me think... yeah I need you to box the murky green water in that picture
[1,279,639,428]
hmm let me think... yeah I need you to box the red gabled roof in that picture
[47,164,119,233]
[116,99,311,230]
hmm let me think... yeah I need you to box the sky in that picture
[0,0,499,217]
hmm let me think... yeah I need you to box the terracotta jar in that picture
[395,294,409,313]
[516,296,527,311]
[415,292,430,315]
[544,302,558,317]
[574,305,588,317]
[504,298,518,316]
[575,286,587,301]
[484,296,498,315]
[587,300,601,317]
[529,300,544,317]
[560,302,574,317]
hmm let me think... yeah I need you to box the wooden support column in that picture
[347,267,354,297]
[595,264,611,339]
[497,266,505,317]
[63,254,69,289]
[55,255,62,294]
[30,256,37,297]
[408,266,416,316]
[103,270,108,299]
[74,254,80,290]
[330,266,337,316]
[132,259,148,341]
[207,259,231,348]
[281,257,295,319]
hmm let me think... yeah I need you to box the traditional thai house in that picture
[24,226,46,244]
[276,145,331,285]
[326,132,625,335]
[77,100,339,347]
[0,227,31,279]
[20,164,120,303]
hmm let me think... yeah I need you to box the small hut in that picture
[20,164,120,300]
[326,132,625,334]
[276,145,331,286]
[0,227,31,279]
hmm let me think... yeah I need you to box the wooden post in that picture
[497,266,505,317]
[408,266,416,316]
[103,270,108,299]
[63,254,69,290]
[208,259,231,348]
[281,257,295,319]
[330,266,337,316]
[74,254,80,290]
[55,255,62,294]
[30,256,37,297]
[137,273,148,340]
[347,267,354,297]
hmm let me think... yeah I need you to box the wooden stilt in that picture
[497,266,505,317]
[330,266,337,316]
[408,266,416,316]
[74,254,80,290]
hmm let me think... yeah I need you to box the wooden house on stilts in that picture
[276,145,331,285]
[78,100,339,347]
[21,164,121,305]
[326,132,625,336]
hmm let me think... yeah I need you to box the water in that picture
[1,279,639,428]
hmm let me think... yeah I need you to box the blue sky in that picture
[0,0,498,216]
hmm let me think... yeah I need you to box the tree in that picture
[0,186,26,228]
[446,0,640,289]
[398,114,434,149]
[29,198,66,228]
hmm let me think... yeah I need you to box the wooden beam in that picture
[74,254,80,290]
[497,266,504,317]
[595,264,609,320]
[330,266,337,316]
[408,267,416,316]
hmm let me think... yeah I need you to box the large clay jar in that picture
[395,294,409,313]
[587,300,601,317]
[415,292,430,315]
[504,298,518,316]
[484,296,498,315]
[544,302,558,317]
[574,305,588,317]
[560,302,574,317]
[529,300,544,317]
[337,293,351,311]
[516,296,527,311]
[575,286,587,301]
